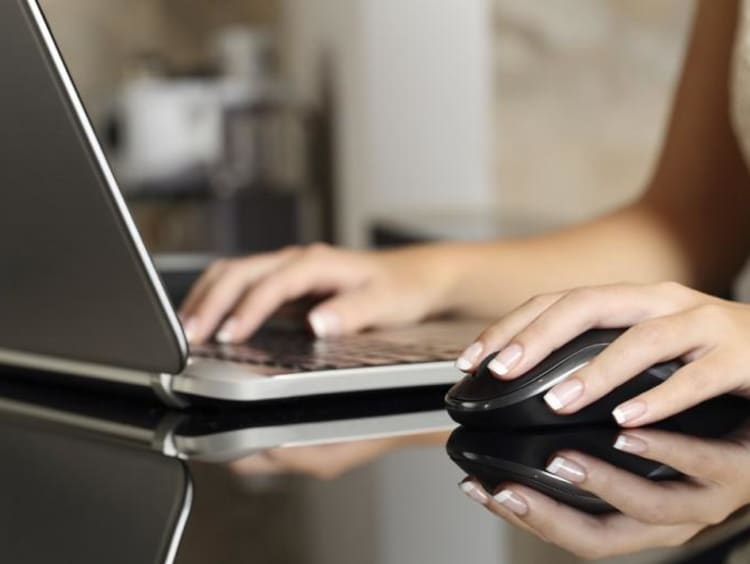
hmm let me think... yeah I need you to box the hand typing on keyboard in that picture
[178,243,464,345]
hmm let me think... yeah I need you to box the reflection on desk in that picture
[0,371,748,564]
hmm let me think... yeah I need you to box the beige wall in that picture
[491,0,695,224]
[42,0,698,230]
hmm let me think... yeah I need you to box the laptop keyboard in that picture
[190,324,467,372]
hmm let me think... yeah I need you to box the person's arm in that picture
[444,0,750,319]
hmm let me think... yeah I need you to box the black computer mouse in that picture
[445,329,683,429]
[447,397,750,514]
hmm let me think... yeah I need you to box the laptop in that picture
[0,0,486,407]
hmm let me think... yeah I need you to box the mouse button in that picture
[528,343,607,392]
[448,343,605,403]
[446,370,513,402]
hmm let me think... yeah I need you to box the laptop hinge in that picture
[151,373,191,409]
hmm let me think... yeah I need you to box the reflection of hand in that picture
[459,424,750,559]
[230,432,448,480]
[179,244,458,344]
[455,282,750,427]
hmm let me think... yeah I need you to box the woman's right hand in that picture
[178,243,458,344]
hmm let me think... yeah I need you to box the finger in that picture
[180,250,297,341]
[179,259,230,319]
[547,309,708,415]
[455,292,563,373]
[611,356,741,428]
[182,264,281,344]
[614,428,743,484]
[486,483,700,559]
[219,250,368,342]
[308,287,397,337]
[545,451,721,526]
[458,478,540,538]
[491,283,688,380]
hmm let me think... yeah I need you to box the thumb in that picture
[308,287,386,337]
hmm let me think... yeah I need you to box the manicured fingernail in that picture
[488,343,523,377]
[546,456,586,483]
[493,489,528,515]
[459,479,489,505]
[613,400,647,425]
[613,432,648,454]
[216,319,238,344]
[543,378,584,411]
[309,310,341,338]
[456,342,484,372]
[183,318,198,342]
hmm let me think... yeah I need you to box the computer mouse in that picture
[447,397,749,514]
[445,329,683,429]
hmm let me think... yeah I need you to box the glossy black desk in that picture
[0,374,748,564]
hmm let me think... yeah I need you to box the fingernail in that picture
[216,319,237,344]
[309,311,341,338]
[543,378,584,411]
[488,343,523,377]
[456,342,484,372]
[183,318,198,342]
[493,489,528,515]
[459,479,489,505]
[612,400,647,425]
[613,432,648,454]
[546,456,586,483]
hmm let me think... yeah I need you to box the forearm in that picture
[429,200,703,318]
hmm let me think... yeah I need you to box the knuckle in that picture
[693,303,729,327]
[565,286,601,306]
[655,280,687,295]
[525,293,556,310]
[627,319,671,347]
[638,500,673,525]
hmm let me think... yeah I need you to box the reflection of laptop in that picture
[0,375,454,462]
[0,0,486,406]
[0,406,191,564]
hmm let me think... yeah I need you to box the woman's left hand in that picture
[459,423,750,559]
[455,282,750,427]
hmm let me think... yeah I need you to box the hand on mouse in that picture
[459,423,750,559]
[455,282,750,426]
[178,243,459,344]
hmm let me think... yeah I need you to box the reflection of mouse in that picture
[445,329,683,429]
[447,398,749,514]
[447,425,675,514]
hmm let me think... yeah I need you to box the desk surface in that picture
[0,374,748,564]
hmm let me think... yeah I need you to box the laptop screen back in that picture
[0,1,186,374]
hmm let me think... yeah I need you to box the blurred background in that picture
[40,0,694,252]
[36,2,708,563]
